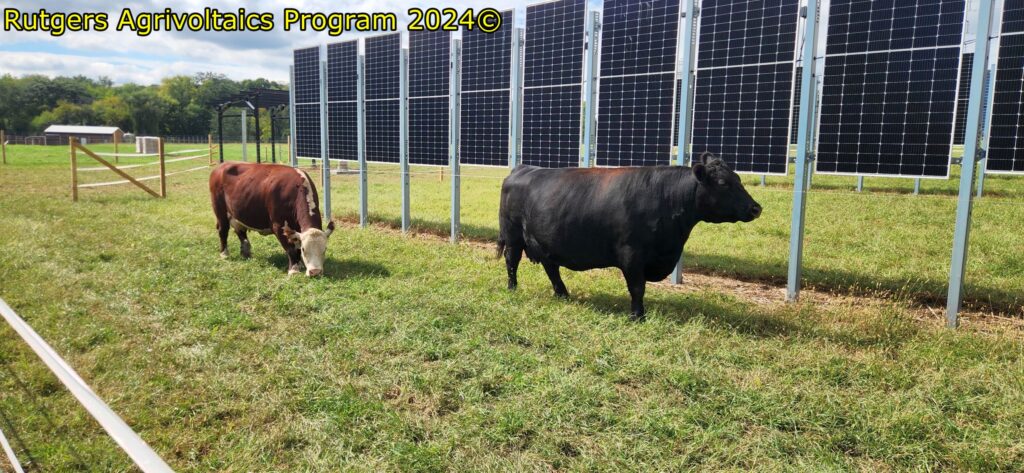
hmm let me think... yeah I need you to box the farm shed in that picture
[44,125,124,145]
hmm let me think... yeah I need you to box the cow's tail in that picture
[496,238,506,260]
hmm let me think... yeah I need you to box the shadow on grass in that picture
[336,215,1022,316]
[573,286,919,349]
[264,255,391,280]
[0,363,62,469]
[578,290,802,338]
[689,253,1023,316]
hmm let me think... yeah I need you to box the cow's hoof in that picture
[288,268,301,276]
[629,312,647,323]
[507,283,518,291]
[240,242,252,259]
[219,251,229,259]
[554,291,569,300]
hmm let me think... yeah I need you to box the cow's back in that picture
[210,162,308,231]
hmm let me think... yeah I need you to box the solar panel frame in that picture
[293,46,322,159]
[595,0,681,167]
[408,30,452,166]
[691,0,800,175]
[816,0,966,178]
[522,0,587,168]
[327,40,358,161]
[364,33,402,163]
[460,9,515,167]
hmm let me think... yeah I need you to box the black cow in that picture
[497,153,762,321]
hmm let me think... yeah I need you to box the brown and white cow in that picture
[209,162,335,276]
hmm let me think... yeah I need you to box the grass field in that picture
[0,143,1022,471]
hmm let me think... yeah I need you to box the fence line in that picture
[0,298,172,472]
[79,165,209,188]
[0,426,23,473]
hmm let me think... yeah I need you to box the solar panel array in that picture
[293,46,321,158]
[596,0,680,167]
[408,31,452,166]
[522,0,586,168]
[817,0,966,178]
[365,33,402,163]
[327,40,358,161]
[460,9,515,167]
[987,0,1024,173]
[692,0,799,175]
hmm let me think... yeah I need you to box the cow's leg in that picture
[542,262,569,299]
[216,219,230,259]
[272,224,299,274]
[505,244,523,290]
[235,228,251,259]
[621,267,647,322]
[272,225,302,275]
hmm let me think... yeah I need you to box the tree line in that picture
[0,73,286,138]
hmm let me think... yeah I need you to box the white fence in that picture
[0,298,173,472]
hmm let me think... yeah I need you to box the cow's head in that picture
[283,221,335,276]
[692,153,762,223]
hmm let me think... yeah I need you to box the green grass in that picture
[0,143,1022,471]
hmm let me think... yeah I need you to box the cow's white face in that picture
[284,221,335,276]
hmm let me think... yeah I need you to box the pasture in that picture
[0,143,1022,471]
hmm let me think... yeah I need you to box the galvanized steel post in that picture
[787,0,821,301]
[946,0,995,328]
[671,0,700,285]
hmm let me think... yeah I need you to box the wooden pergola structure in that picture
[214,88,290,163]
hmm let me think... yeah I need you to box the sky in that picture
[0,0,988,86]
[0,1,593,85]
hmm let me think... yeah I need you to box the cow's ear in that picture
[325,221,335,238]
[700,152,715,165]
[693,163,709,184]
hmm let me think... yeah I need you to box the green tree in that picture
[92,95,131,129]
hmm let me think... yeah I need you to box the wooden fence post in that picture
[208,134,214,166]
[70,138,78,202]
[113,132,120,164]
[158,138,166,198]
[1,130,7,165]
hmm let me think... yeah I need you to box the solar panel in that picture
[791,66,803,144]
[1005,0,1024,35]
[293,46,322,158]
[817,0,966,178]
[408,31,451,166]
[327,40,358,161]
[953,53,973,145]
[366,100,399,163]
[522,0,586,168]
[824,0,965,55]
[460,9,514,167]
[692,0,799,174]
[596,0,680,167]
[365,33,402,163]
[987,20,1024,173]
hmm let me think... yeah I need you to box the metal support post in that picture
[947,0,995,328]
[786,0,821,301]
[450,39,462,243]
[582,11,601,168]
[319,55,332,220]
[400,46,411,233]
[672,1,699,285]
